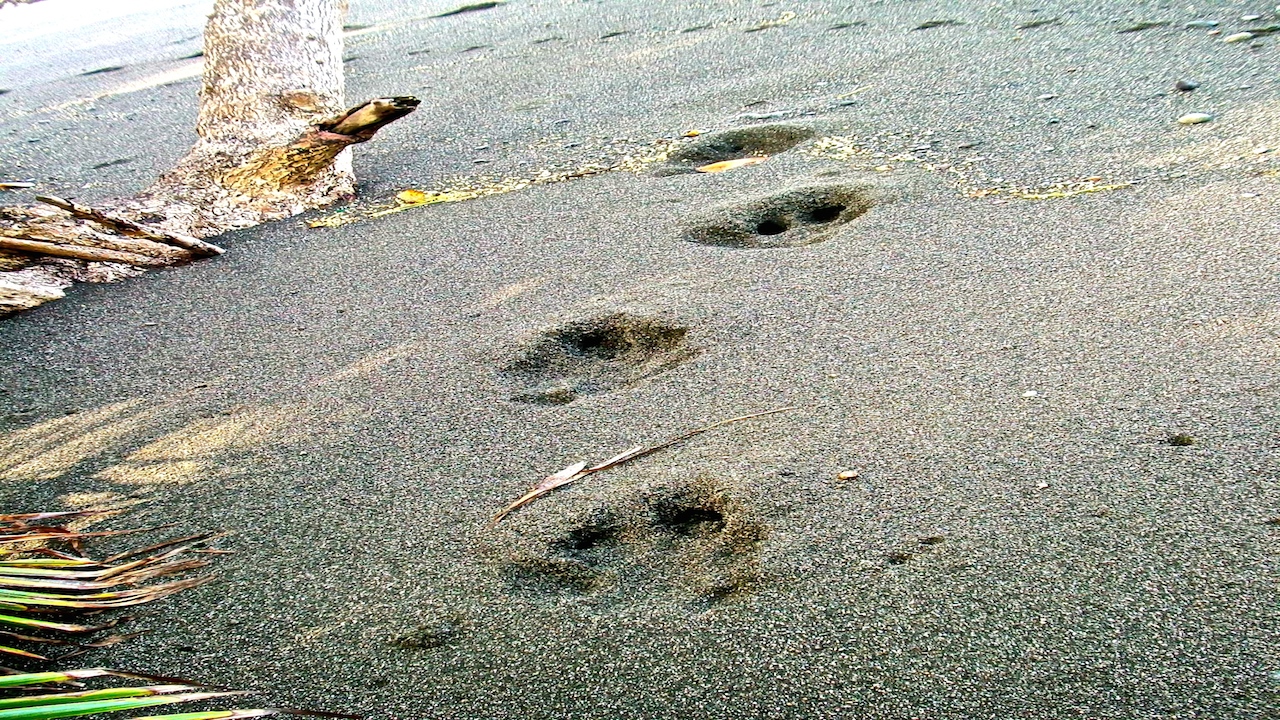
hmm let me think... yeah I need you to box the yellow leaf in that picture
[683,129,702,137]
[396,189,429,204]
[694,157,768,173]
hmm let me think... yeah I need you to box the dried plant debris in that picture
[0,514,356,719]
[489,407,795,526]
[0,512,220,663]
[914,19,964,30]
[432,1,502,19]
[1117,21,1170,33]
[1017,17,1061,29]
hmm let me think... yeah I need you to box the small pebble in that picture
[1177,112,1214,124]
[1184,19,1219,28]
[1208,29,1222,35]
[837,469,860,480]
[1242,14,1262,21]
[957,140,982,149]
[1223,31,1255,42]
[1036,482,1050,489]
[1037,93,1058,100]
[1174,79,1200,91]
[1022,390,1039,398]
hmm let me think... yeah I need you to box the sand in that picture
[1,0,1277,717]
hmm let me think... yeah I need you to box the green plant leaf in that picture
[0,691,244,720]
[0,685,196,710]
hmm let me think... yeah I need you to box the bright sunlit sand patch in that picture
[95,404,304,487]
[0,399,158,483]
[313,341,430,386]
[479,277,551,310]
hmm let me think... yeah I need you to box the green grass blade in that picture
[0,613,114,634]
[0,644,48,661]
[0,670,109,689]
[0,576,211,609]
[0,686,195,710]
[0,691,244,720]
[136,711,360,720]
[129,707,270,712]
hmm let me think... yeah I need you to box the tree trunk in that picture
[0,0,417,316]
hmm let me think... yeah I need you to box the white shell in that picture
[1177,112,1215,125]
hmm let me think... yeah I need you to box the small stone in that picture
[837,469,860,480]
[1177,112,1214,124]
[1242,14,1262,21]
[1184,19,1219,28]
[1038,93,1059,100]
[1174,79,1200,91]
[1022,390,1039,398]
[1223,31,1255,42]
[1036,482,1049,489]
[1168,433,1195,446]
[957,140,982,149]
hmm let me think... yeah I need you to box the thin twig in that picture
[488,406,796,526]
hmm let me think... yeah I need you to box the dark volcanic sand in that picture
[1,1,1277,718]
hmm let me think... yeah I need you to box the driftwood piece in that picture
[325,97,421,139]
[0,236,170,268]
[219,97,420,194]
[0,0,422,317]
[35,196,223,257]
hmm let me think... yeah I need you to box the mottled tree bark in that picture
[0,0,417,315]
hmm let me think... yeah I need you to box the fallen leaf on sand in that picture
[695,157,768,173]
[396,189,430,204]
[488,406,796,527]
